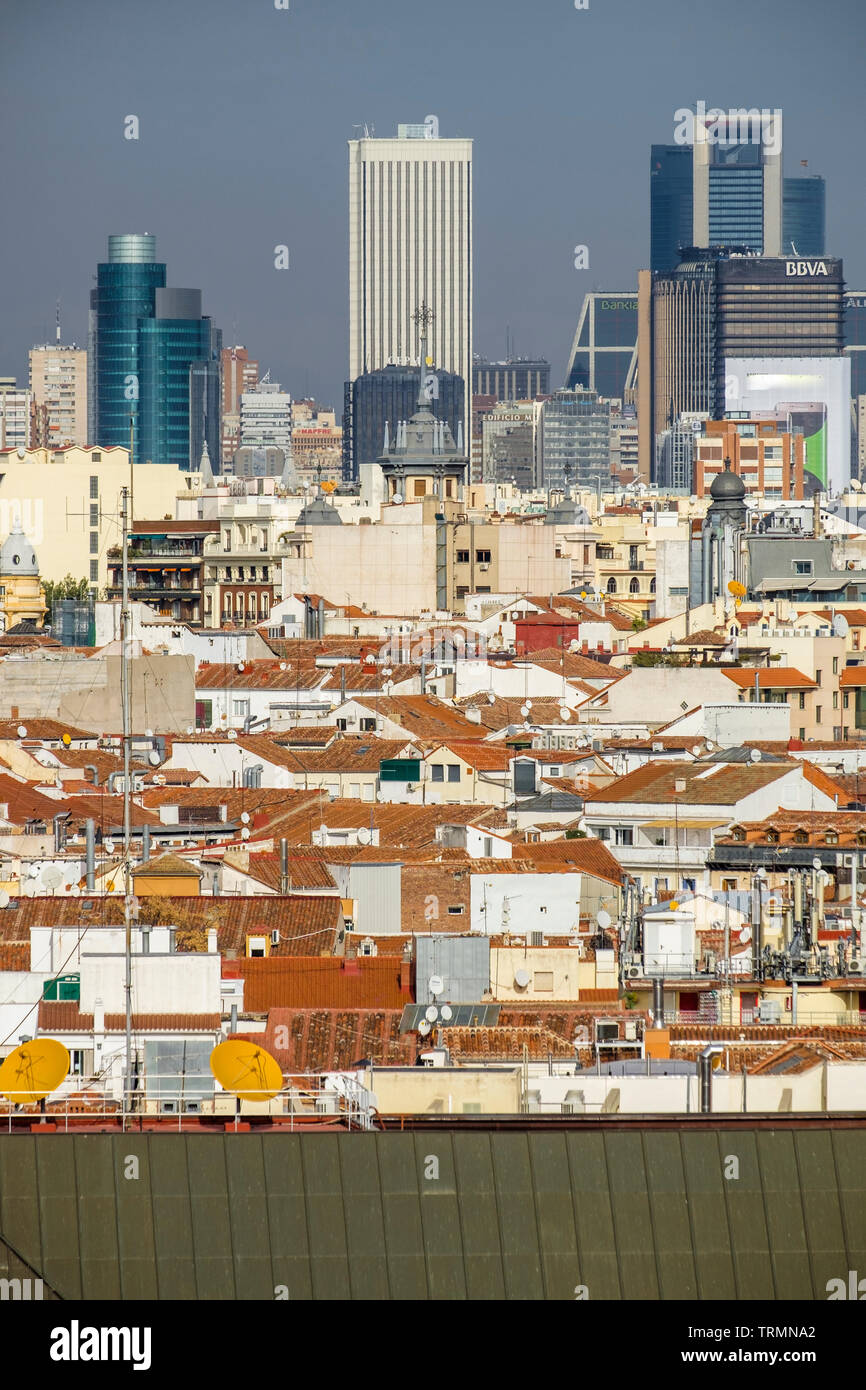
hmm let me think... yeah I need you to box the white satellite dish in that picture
[227,729,238,740]
[154,773,166,786]
[240,811,250,825]
[559,706,570,721]
[597,909,612,931]
[834,614,850,637]
[692,744,702,757]
[738,926,751,943]
[850,478,863,492]
[145,728,154,739]
[241,827,250,840]
[148,751,160,766]
[523,720,531,730]
[750,748,762,763]
[186,726,195,735]
[16,725,27,738]
[428,974,444,998]
[525,700,533,711]
[70,885,80,897]
[705,740,715,750]
[357,826,371,844]
[41,865,62,890]
[520,704,529,717]
[29,864,41,879]
[104,838,115,854]
[237,663,245,673]
[392,493,403,505]
[0,891,9,908]
[569,640,579,652]
[425,1004,438,1023]
[279,661,287,670]
[514,968,530,989]
[487,692,496,704]
[418,1019,432,1036]
[440,1004,453,1022]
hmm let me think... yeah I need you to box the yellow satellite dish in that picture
[0,1038,70,1104]
[320,479,337,494]
[425,355,433,367]
[669,900,680,911]
[727,580,746,598]
[62,733,72,747]
[210,1039,283,1102]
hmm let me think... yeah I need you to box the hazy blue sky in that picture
[3,0,864,408]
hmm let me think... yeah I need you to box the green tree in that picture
[42,575,90,623]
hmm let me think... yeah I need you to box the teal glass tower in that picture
[88,234,165,455]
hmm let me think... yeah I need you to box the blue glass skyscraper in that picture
[650,145,693,272]
[783,175,826,256]
[88,234,165,454]
[88,235,221,469]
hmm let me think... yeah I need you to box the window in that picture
[593,826,610,841]
[89,530,99,554]
[534,972,554,992]
[476,550,492,564]
[247,936,267,958]
[89,560,98,583]
[360,717,376,732]
[766,829,779,844]
[223,531,231,549]
[816,670,822,686]
[833,691,839,709]
[833,657,839,675]
[792,559,813,576]
[845,692,850,709]
[826,832,838,846]
[606,577,617,593]
[91,451,101,462]
[799,692,805,710]
[89,476,99,499]
[731,827,745,842]
[650,577,656,594]
[793,830,808,845]
[89,503,99,527]
[447,764,461,783]
[614,826,633,846]
[447,906,464,915]
[816,706,822,724]
[721,878,738,891]
[629,577,640,594]
[548,766,561,777]
[413,479,426,497]
[261,595,269,617]
[431,764,444,782]
[456,550,469,564]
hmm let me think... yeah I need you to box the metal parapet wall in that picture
[1,1128,864,1300]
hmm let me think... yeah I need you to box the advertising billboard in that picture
[724,356,851,494]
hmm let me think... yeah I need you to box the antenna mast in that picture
[120,483,133,1123]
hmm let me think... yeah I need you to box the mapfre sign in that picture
[786,260,829,276]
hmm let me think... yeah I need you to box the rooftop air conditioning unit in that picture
[758,1000,782,1023]
[848,958,863,975]
[596,1021,620,1042]
[530,931,544,947]
[626,965,642,979]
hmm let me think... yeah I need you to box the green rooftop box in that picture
[379,758,421,783]
[42,974,80,1002]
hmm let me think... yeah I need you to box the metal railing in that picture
[0,1071,378,1132]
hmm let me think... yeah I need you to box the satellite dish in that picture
[70,885,80,897]
[106,880,116,892]
[487,692,496,704]
[669,900,680,911]
[357,827,371,844]
[425,1005,439,1023]
[61,733,71,747]
[525,700,533,711]
[237,663,245,673]
[418,1019,432,1036]
[440,1004,453,1021]
[148,751,160,766]
[559,706,570,720]
[0,1039,70,1104]
[520,704,529,717]
[209,1040,283,1102]
[705,740,715,750]
[750,748,762,763]
[41,866,63,890]
[569,640,579,652]
[834,614,850,637]
[812,856,822,870]
[428,975,444,998]
[0,891,9,909]
[850,478,863,492]
[145,728,154,739]
[186,726,195,735]
[738,927,751,943]
[279,661,287,670]
[514,968,530,989]
[692,744,702,756]
[16,726,27,738]
[240,811,250,824]
[154,773,166,786]
[104,837,115,854]
[597,909,612,931]
[392,493,403,505]
[523,720,531,730]
[227,730,238,740]
[28,863,41,879]
[241,827,251,840]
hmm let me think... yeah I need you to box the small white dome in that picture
[0,522,38,576]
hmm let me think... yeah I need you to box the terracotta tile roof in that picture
[452,697,580,731]
[37,1002,221,1032]
[671,629,727,647]
[269,726,340,747]
[319,664,420,692]
[231,1007,416,1071]
[511,837,625,885]
[520,648,623,679]
[801,761,849,802]
[0,720,95,743]
[346,695,489,740]
[140,786,314,820]
[131,852,203,879]
[426,741,513,771]
[445,1025,576,1061]
[722,667,818,690]
[585,759,805,807]
[715,810,866,847]
[265,799,504,850]
[237,956,410,1012]
[840,667,866,687]
[226,851,337,891]
[195,660,326,691]
[0,942,28,969]
[252,735,416,774]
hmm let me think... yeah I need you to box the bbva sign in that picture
[786,260,829,276]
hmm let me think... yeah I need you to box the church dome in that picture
[296,494,342,526]
[0,522,39,576]
[710,462,746,502]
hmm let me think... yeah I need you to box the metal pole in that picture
[121,485,133,1123]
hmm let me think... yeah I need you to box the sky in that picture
[2,0,864,410]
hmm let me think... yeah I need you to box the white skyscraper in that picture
[348,121,473,441]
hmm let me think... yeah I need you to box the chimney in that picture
[400,960,412,994]
[280,838,289,895]
[85,819,96,892]
[93,997,105,1036]
[465,707,482,724]
[230,1002,238,1032]
[651,976,664,1027]
[141,825,151,863]
[207,927,217,953]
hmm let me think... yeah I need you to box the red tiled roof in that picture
[237,956,409,1012]
[723,667,817,690]
[37,1002,220,1032]
[585,759,804,807]
[231,1007,416,1071]
[511,836,625,885]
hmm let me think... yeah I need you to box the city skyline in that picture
[3,0,865,414]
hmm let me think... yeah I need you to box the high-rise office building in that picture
[348,122,472,444]
[240,379,292,455]
[221,346,259,468]
[0,381,33,450]
[638,249,845,480]
[472,358,550,400]
[29,342,87,446]
[342,364,464,482]
[650,145,694,272]
[540,390,611,491]
[138,289,221,471]
[655,423,695,490]
[88,234,220,470]
[845,291,866,475]
[783,175,826,256]
[693,110,782,254]
[481,401,542,488]
[88,234,166,457]
[565,293,638,398]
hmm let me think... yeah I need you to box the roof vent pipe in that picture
[651,976,664,1028]
[85,818,96,892]
[280,837,289,895]
[83,763,100,787]
[141,825,151,863]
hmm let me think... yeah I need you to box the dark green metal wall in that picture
[0,1129,864,1300]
